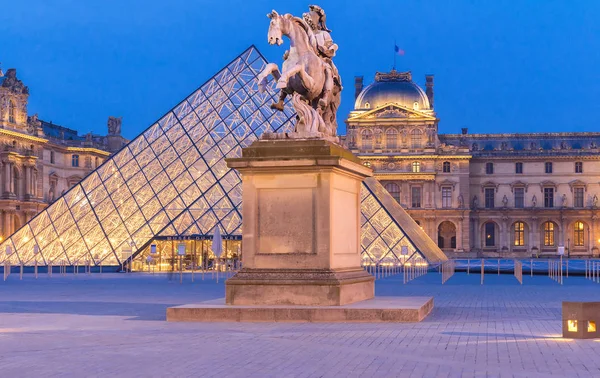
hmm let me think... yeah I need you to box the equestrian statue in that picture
[257,5,342,141]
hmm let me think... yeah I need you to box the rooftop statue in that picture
[257,5,342,141]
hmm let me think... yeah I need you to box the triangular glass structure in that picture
[0,46,445,268]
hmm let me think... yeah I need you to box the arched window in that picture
[442,161,451,173]
[384,183,400,202]
[412,161,421,173]
[514,221,525,246]
[411,129,422,148]
[385,128,398,149]
[574,221,584,247]
[413,101,419,110]
[364,102,370,109]
[8,100,16,123]
[543,221,555,246]
[361,129,373,150]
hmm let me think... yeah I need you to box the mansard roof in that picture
[439,132,600,157]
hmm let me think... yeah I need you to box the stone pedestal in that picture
[224,139,374,306]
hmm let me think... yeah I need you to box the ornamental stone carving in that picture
[257,5,341,141]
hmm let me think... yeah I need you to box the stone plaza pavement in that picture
[1,271,600,378]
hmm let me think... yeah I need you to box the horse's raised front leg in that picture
[257,63,281,93]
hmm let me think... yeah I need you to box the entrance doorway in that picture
[438,221,457,251]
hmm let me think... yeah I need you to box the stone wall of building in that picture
[0,67,127,241]
[346,70,600,258]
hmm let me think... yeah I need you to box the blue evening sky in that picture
[1,0,599,140]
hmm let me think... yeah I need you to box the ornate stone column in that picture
[4,161,11,195]
[530,216,539,255]
[24,165,31,198]
[456,217,464,252]
[501,215,509,252]
[592,215,598,257]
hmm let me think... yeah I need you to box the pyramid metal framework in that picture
[0,46,444,268]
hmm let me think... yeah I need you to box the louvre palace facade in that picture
[0,67,127,241]
[343,69,600,257]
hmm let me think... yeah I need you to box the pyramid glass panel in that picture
[0,46,444,268]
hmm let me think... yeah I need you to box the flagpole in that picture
[393,40,396,70]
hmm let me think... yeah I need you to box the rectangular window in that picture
[71,154,79,167]
[574,222,584,247]
[544,222,555,246]
[514,222,525,246]
[485,162,493,174]
[575,161,583,173]
[545,162,553,174]
[515,162,523,174]
[50,151,55,164]
[411,186,421,208]
[574,187,584,208]
[484,188,495,209]
[544,187,554,208]
[485,222,495,247]
[442,187,452,208]
[514,187,524,208]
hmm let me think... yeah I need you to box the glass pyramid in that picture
[0,46,444,268]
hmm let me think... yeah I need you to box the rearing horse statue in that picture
[257,10,336,138]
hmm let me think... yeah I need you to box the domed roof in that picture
[355,70,430,111]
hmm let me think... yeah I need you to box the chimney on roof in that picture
[354,76,363,100]
[425,75,434,108]
[461,128,468,135]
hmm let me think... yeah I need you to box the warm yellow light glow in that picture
[23,237,29,243]
[568,320,578,332]
[589,321,597,333]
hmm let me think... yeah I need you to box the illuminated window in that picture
[589,321,597,333]
[384,182,400,202]
[543,221,555,246]
[515,162,523,174]
[514,187,524,208]
[514,221,525,246]
[575,161,583,173]
[8,100,16,123]
[574,187,584,207]
[411,129,422,148]
[442,187,452,208]
[411,186,421,208]
[412,161,420,173]
[442,161,451,173]
[568,320,578,332]
[485,222,495,247]
[485,162,493,174]
[364,102,370,109]
[574,221,584,247]
[545,162,553,174]
[71,154,79,167]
